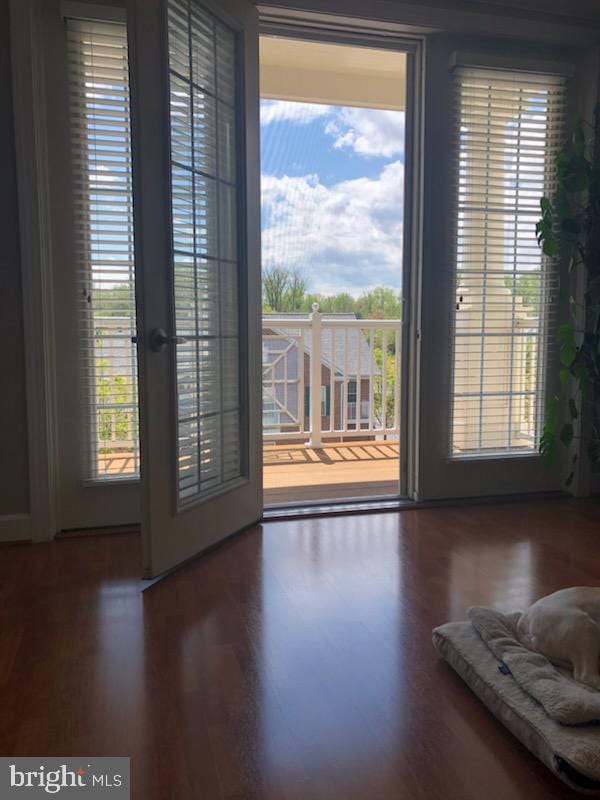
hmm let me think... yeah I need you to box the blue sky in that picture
[260,100,405,296]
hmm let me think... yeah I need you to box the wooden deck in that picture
[263,439,400,505]
[98,453,138,475]
[97,440,401,505]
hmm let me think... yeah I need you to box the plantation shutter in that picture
[67,18,139,480]
[450,67,567,456]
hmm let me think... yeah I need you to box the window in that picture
[168,0,243,506]
[450,66,566,456]
[321,385,330,417]
[347,380,357,405]
[67,18,138,480]
[347,379,357,421]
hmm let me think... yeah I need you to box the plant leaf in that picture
[565,471,575,487]
[557,322,575,339]
[587,438,600,466]
[539,430,556,465]
[569,398,579,419]
[560,342,577,367]
[560,423,574,446]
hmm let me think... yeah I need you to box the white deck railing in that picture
[262,304,402,446]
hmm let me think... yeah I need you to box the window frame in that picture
[448,64,567,460]
[416,37,577,500]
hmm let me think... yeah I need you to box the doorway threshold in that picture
[262,490,568,521]
[263,496,411,520]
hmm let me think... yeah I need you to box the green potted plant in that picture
[537,114,600,486]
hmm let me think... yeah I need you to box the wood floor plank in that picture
[1,498,599,798]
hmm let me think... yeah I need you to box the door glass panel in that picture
[450,68,566,456]
[67,18,139,480]
[168,0,243,507]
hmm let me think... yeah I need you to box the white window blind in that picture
[450,67,567,456]
[167,0,243,507]
[67,18,139,480]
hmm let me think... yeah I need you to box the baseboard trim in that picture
[0,514,32,543]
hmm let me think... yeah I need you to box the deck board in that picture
[98,440,401,505]
[263,440,400,505]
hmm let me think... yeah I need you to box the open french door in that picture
[128,0,262,577]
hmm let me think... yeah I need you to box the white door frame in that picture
[257,10,425,501]
[9,0,58,542]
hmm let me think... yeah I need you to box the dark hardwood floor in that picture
[1,497,600,799]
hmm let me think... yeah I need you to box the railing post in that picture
[307,302,322,448]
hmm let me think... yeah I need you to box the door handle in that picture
[149,328,188,352]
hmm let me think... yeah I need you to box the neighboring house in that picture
[262,312,380,441]
[96,313,382,445]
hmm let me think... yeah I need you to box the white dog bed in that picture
[433,617,600,794]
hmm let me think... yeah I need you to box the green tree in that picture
[263,267,290,311]
[355,287,402,320]
[92,283,134,316]
[373,347,396,427]
[96,356,133,451]
[262,270,403,321]
[262,267,308,311]
[301,292,357,314]
[286,272,308,311]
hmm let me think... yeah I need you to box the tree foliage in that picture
[262,266,402,321]
[263,267,308,312]
[96,357,132,448]
[90,283,134,316]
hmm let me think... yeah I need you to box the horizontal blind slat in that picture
[167,0,243,508]
[450,66,567,457]
[68,17,139,480]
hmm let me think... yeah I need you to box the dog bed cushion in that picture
[433,620,600,794]
[468,606,600,726]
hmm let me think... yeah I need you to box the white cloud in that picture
[325,108,405,158]
[260,100,332,126]
[261,161,404,296]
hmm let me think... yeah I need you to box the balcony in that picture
[92,306,403,504]
[263,305,402,505]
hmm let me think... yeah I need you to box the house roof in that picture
[263,312,379,378]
